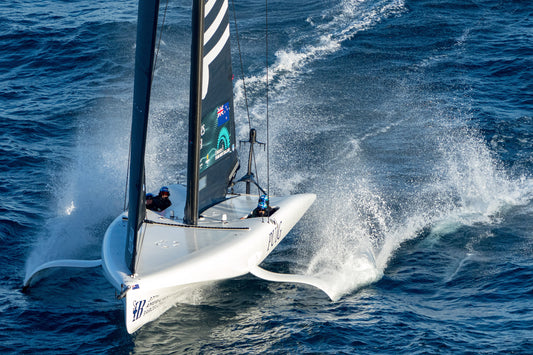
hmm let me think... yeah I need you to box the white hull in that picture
[102,184,315,333]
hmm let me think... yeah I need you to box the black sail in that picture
[125,0,160,273]
[199,0,239,210]
[185,0,239,224]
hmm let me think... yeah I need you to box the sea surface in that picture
[1,0,532,353]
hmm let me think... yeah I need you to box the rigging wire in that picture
[230,0,262,196]
[265,0,270,200]
[230,0,251,131]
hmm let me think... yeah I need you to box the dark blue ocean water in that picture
[1,0,532,353]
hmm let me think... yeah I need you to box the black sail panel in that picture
[198,0,239,212]
[125,0,160,273]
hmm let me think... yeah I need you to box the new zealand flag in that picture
[216,102,230,126]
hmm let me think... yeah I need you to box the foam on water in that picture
[233,0,406,104]
[300,115,533,301]
[233,0,533,301]
[23,103,189,282]
[236,0,533,300]
[24,98,130,280]
[229,0,421,300]
[302,182,387,301]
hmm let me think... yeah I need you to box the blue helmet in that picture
[160,186,170,195]
[258,195,269,210]
[146,193,154,199]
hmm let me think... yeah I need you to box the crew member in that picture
[146,193,155,210]
[150,186,172,212]
[251,194,272,217]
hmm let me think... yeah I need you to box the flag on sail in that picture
[217,102,230,126]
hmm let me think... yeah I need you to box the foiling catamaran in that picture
[24,0,332,333]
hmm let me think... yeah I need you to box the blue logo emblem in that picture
[132,299,146,322]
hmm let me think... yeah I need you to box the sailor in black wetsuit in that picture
[149,186,172,212]
[251,194,272,217]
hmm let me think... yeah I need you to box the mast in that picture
[125,0,160,273]
[184,0,205,225]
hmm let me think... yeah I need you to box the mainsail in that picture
[185,0,239,224]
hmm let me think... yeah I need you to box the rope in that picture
[144,219,250,231]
